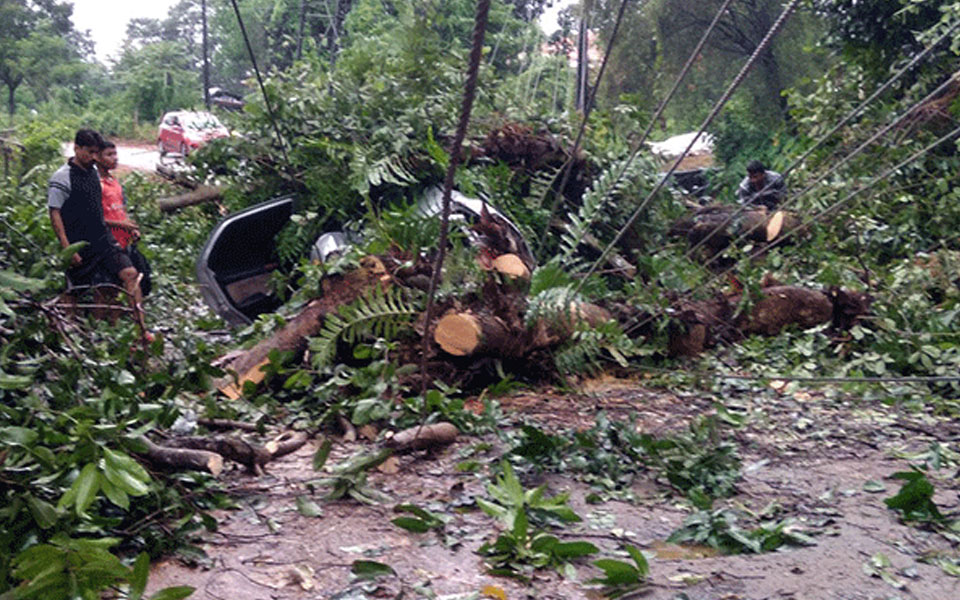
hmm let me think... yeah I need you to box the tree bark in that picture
[216,260,391,397]
[386,422,459,451]
[157,185,220,212]
[168,436,272,474]
[136,437,223,476]
[734,285,833,336]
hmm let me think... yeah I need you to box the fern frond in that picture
[309,286,419,367]
[524,284,583,329]
[528,164,563,210]
[554,320,639,376]
[559,155,652,265]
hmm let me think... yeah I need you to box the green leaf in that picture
[551,541,599,558]
[99,476,130,509]
[103,448,151,483]
[295,496,323,518]
[130,553,150,600]
[476,497,507,521]
[625,545,649,576]
[391,517,431,533]
[0,269,45,292]
[351,560,395,580]
[58,241,88,265]
[0,371,33,390]
[148,586,195,600]
[26,495,59,529]
[72,463,101,515]
[394,503,434,521]
[0,426,38,445]
[591,559,641,585]
[101,456,150,497]
[313,438,333,471]
[885,469,942,521]
[512,506,529,540]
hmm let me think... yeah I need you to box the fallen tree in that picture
[157,185,223,213]
[667,285,872,357]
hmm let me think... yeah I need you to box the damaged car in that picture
[197,187,535,326]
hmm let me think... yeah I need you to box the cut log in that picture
[136,436,223,476]
[219,357,270,400]
[671,205,803,257]
[387,422,459,451]
[216,262,391,396]
[434,311,518,357]
[264,431,309,458]
[492,253,531,280]
[158,185,222,212]
[735,286,833,336]
[169,436,272,474]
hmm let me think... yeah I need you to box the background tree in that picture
[0,0,87,122]
[113,41,203,124]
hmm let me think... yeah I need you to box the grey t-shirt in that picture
[737,170,786,209]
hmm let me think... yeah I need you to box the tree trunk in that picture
[157,185,220,212]
[136,437,223,476]
[734,285,833,336]
[434,310,519,357]
[216,260,391,397]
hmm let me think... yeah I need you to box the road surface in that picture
[61,142,161,172]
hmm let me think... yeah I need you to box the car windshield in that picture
[183,113,223,130]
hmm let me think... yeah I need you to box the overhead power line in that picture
[680,18,960,264]
[575,0,803,294]
[420,0,492,390]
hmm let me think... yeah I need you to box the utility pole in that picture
[297,0,306,60]
[575,7,589,112]
[202,0,211,109]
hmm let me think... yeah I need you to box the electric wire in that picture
[229,0,290,166]
[678,19,960,264]
[561,0,736,250]
[697,72,959,274]
[419,0,491,391]
[541,0,735,269]
[574,0,802,294]
[536,0,632,256]
[624,121,960,338]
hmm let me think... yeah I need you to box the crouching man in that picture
[48,129,151,343]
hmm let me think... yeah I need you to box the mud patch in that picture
[147,380,960,599]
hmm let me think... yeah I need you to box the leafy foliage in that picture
[588,546,650,599]
[667,507,817,554]
[308,287,419,367]
[308,449,394,505]
[884,468,945,523]
[477,462,597,580]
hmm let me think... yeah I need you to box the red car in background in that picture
[157,111,229,156]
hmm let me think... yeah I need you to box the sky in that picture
[69,0,574,63]
[69,0,181,63]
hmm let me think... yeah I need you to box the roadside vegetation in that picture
[2,1,960,598]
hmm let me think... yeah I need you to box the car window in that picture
[184,113,223,130]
